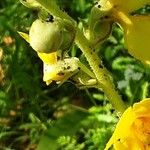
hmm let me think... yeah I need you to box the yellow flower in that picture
[37,52,57,64]
[43,62,64,85]
[99,0,150,64]
[37,52,65,85]
[105,98,150,150]
[109,0,150,13]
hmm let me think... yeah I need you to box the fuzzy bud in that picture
[29,19,63,53]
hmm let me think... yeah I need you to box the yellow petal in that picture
[43,63,57,81]
[109,0,150,13]
[104,107,136,150]
[18,32,29,43]
[114,140,129,150]
[45,80,52,85]
[133,99,150,118]
[123,16,150,64]
[114,138,144,150]
[43,63,64,83]
[105,99,150,150]
[37,52,57,64]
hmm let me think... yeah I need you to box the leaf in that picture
[0,131,17,139]
[37,108,90,150]
[112,57,135,70]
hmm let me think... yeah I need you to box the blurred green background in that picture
[0,0,150,150]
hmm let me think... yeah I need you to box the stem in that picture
[75,29,126,113]
[36,0,75,24]
[35,0,126,113]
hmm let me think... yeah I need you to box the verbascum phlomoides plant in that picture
[89,0,150,64]
[105,98,150,150]
[19,0,128,113]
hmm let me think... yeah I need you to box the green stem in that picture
[75,29,126,113]
[35,0,126,113]
[36,0,75,24]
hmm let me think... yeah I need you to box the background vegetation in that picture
[0,0,150,149]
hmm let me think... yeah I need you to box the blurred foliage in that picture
[0,0,150,150]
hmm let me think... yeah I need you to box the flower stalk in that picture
[75,29,126,113]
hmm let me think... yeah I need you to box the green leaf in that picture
[37,108,89,150]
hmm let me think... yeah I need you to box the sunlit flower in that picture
[105,98,150,150]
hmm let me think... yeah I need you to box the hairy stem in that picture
[75,29,126,113]
[36,0,75,24]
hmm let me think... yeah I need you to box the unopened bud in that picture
[29,19,63,53]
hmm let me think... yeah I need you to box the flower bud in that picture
[88,1,113,45]
[29,19,63,53]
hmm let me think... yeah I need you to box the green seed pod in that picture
[29,19,63,53]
